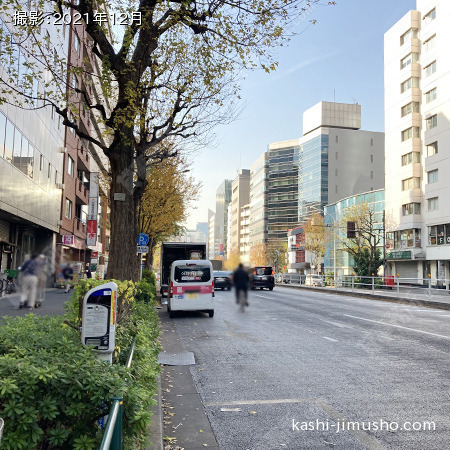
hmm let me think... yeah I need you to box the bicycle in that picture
[237,288,247,313]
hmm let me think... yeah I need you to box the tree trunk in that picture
[106,138,139,281]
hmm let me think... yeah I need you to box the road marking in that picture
[344,314,450,340]
[254,294,274,300]
[320,319,351,329]
[323,336,338,342]
[205,398,313,407]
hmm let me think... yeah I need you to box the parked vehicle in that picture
[305,274,324,286]
[168,259,214,318]
[213,270,232,290]
[281,273,304,284]
[160,242,207,297]
[249,266,275,290]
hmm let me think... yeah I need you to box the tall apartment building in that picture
[267,101,385,272]
[384,0,450,281]
[240,203,251,264]
[0,11,67,276]
[213,179,232,259]
[249,151,268,247]
[229,169,250,255]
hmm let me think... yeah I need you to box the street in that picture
[165,286,450,449]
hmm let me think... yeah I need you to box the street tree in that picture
[303,213,332,274]
[0,0,334,280]
[224,247,240,271]
[267,241,287,273]
[339,202,383,277]
[249,243,267,267]
[138,151,201,269]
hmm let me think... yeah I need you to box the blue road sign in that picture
[137,233,149,245]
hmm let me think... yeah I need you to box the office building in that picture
[213,179,232,259]
[230,169,250,254]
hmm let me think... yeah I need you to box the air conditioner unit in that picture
[58,146,67,154]
[57,183,65,190]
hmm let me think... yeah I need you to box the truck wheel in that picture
[208,310,214,318]
[269,287,273,291]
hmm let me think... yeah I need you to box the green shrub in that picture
[0,281,161,449]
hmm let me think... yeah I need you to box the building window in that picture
[370,138,374,147]
[426,114,437,130]
[370,171,373,180]
[424,61,436,77]
[370,154,373,163]
[335,135,338,143]
[74,34,80,54]
[65,198,72,219]
[402,177,420,190]
[401,101,420,117]
[428,197,438,211]
[402,203,421,216]
[425,88,437,103]
[48,162,51,179]
[72,76,78,91]
[423,8,436,26]
[39,153,44,170]
[67,155,74,177]
[423,34,436,51]
[401,151,420,166]
[427,169,438,184]
[335,168,338,176]
[400,53,419,69]
[401,127,420,142]
[400,28,419,46]
[426,141,438,156]
[401,77,419,93]
[335,152,338,160]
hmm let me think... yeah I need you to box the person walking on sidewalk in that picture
[233,263,250,307]
[19,254,39,309]
[85,263,92,279]
[62,263,74,293]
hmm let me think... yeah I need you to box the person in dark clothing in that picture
[19,254,39,309]
[62,263,74,293]
[85,264,92,279]
[233,263,249,306]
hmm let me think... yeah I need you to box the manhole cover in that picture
[158,352,195,365]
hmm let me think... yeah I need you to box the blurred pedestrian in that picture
[85,263,92,279]
[62,263,74,293]
[19,254,39,309]
[233,263,249,307]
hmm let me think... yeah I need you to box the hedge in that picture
[0,277,161,449]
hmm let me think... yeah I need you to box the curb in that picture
[146,373,164,450]
[275,283,450,310]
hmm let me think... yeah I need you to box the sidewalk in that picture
[275,282,450,310]
[147,307,219,450]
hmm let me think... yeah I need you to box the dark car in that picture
[249,266,275,290]
[213,270,232,290]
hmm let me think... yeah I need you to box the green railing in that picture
[99,336,136,450]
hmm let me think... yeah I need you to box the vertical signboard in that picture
[87,173,99,246]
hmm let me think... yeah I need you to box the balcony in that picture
[74,217,87,239]
[76,178,89,204]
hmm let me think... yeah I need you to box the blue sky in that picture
[186,0,416,229]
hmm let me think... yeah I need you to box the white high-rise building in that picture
[384,0,450,282]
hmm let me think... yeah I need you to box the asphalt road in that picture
[168,286,450,450]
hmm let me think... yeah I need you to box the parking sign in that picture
[137,233,149,245]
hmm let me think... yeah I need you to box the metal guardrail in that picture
[99,336,136,450]
[276,275,450,298]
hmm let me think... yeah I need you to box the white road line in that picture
[344,314,450,340]
[254,294,274,300]
[323,336,338,342]
[319,319,351,328]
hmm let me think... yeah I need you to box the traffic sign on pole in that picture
[137,245,149,253]
[137,233,149,246]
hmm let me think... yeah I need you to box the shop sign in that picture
[387,250,411,260]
